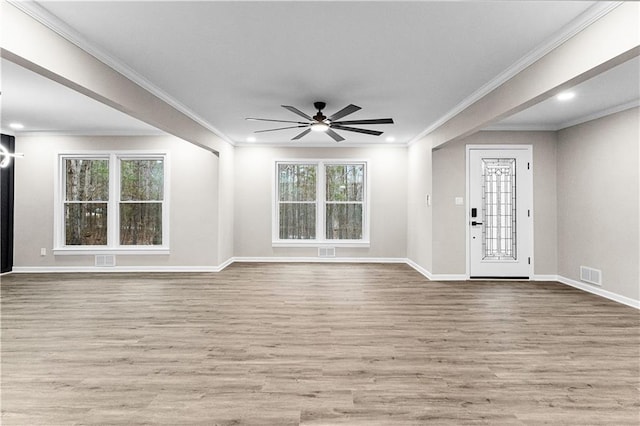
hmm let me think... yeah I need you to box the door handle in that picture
[471,221,483,226]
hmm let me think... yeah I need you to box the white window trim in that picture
[53,151,170,255]
[272,159,370,248]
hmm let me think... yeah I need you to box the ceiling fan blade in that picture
[326,129,345,142]
[332,118,394,125]
[328,104,361,121]
[247,117,309,125]
[331,125,383,136]
[255,125,309,133]
[291,128,312,140]
[282,105,312,121]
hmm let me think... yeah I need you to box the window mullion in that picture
[318,161,325,242]
[109,154,119,248]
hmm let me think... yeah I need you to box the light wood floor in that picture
[1,263,639,425]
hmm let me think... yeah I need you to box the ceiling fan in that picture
[246,101,394,142]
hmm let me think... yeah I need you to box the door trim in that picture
[465,144,534,279]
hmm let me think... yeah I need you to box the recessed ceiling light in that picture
[557,92,575,101]
[9,123,24,130]
[386,136,396,143]
[246,136,256,143]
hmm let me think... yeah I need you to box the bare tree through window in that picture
[64,159,109,245]
[120,159,164,245]
[278,164,317,239]
[61,154,166,249]
[276,161,365,242]
[325,164,364,240]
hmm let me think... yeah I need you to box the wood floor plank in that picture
[1,263,639,425]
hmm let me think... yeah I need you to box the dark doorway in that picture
[1,134,15,273]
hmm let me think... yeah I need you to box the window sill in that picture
[272,240,370,248]
[53,247,170,256]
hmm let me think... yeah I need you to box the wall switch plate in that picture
[455,197,464,205]
[40,248,47,256]
[425,194,431,206]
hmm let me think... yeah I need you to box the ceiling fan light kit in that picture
[310,122,329,132]
[246,101,394,142]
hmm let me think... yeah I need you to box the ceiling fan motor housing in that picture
[313,101,327,122]
[313,101,326,111]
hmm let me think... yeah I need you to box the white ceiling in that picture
[0,58,162,135]
[2,1,636,145]
[490,56,640,131]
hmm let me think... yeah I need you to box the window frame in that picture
[272,159,370,248]
[54,151,170,255]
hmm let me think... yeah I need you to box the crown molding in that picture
[408,1,623,146]
[234,140,408,148]
[7,0,236,146]
[557,99,639,130]
[15,129,168,137]
[484,99,640,132]
[482,123,558,132]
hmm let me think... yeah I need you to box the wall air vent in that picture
[318,247,336,258]
[95,255,116,267]
[580,266,602,286]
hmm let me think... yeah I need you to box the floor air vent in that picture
[318,247,336,258]
[95,255,116,267]
[580,266,601,286]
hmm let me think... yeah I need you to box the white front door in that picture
[467,146,533,278]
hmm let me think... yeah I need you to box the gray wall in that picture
[217,142,235,265]
[431,131,558,276]
[14,135,221,269]
[557,107,639,300]
[234,145,408,259]
[406,139,433,272]
[10,110,639,304]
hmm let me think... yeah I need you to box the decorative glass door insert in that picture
[481,158,517,260]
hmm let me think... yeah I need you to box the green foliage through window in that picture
[61,155,165,247]
[64,159,109,245]
[276,161,365,242]
[120,159,164,201]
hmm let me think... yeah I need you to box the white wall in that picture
[234,145,407,259]
[14,135,221,269]
[557,107,639,301]
[217,142,235,265]
[406,138,433,272]
[431,131,558,276]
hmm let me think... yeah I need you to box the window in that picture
[64,158,109,246]
[325,164,364,240]
[119,159,164,245]
[56,153,168,254]
[274,160,368,246]
[277,163,317,240]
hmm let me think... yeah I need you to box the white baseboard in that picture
[405,259,433,280]
[11,265,223,273]
[556,275,639,310]
[405,259,467,281]
[405,262,639,309]
[216,257,235,272]
[232,256,407,264]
